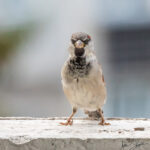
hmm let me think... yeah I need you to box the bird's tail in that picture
[84,110,103,119]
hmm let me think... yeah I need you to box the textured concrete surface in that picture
[0,117,150,150]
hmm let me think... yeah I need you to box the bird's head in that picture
[68,32,93,58]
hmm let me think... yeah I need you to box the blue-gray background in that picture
[0,0,150,118]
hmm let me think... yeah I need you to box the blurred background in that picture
[0,0,150,118]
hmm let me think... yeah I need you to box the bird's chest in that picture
[62,57,106,110]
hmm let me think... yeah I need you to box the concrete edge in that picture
[0,117,149,121]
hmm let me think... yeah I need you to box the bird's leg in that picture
[60,107,77,126]
[98,108,110,125]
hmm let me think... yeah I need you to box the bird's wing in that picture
[98,64,106,85]
[102,74,105,85]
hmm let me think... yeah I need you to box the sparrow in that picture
[60,32,110,126]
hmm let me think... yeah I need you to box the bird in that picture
[60,32,110,126]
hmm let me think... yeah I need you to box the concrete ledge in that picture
[0,117,150,150]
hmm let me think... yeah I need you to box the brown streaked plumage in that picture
[60,32,110,126]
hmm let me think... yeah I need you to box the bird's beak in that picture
[75,40,85,48]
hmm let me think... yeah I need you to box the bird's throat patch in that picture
[68,57,91,78]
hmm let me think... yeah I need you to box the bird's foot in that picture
[60,119,73,126]
[98,121,110,126]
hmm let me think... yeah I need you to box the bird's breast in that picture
[63,77,106,111]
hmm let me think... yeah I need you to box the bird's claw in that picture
[60,119,73,126]
[98,121,110,126]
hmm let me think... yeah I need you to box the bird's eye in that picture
[84,39,89,44]
[71,39,76,44]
